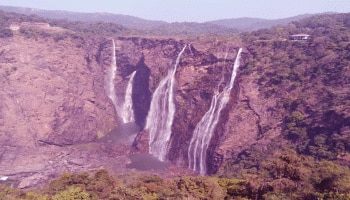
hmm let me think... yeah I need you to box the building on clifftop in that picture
[289,34,311,40]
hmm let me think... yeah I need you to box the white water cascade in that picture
[121,71,137,123]
[105,39,118,114]
[146,45,187,161]
[188,48,243,175]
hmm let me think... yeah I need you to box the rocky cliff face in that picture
[0,35,117,147]
[0,31,256,188]
[0,33,126,187]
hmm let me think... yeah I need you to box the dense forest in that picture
[0,10,350,200]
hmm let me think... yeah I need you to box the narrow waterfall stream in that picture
[121,71,137,123]
[104,39,136,124]
[188,48,242,175]
[146,45,187,161]
[104,39,118,114]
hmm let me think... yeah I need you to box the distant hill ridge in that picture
[206,15,315,31]
[0,5,326,32]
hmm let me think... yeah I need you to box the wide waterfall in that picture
[121,71,137,123]
[188,48,242,175]
[105,39,118,113]
[146,45,187,161]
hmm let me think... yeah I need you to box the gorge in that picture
[0,9,350,199]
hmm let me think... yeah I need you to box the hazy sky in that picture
[0,0,349,22]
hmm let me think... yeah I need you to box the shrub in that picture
[0,28,13,37]
[52,186,90,200]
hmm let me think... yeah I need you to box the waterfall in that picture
[188,48,242,175]
[146,45,187,161]
[105,39,118,113]
[121,71,137,123]
[104,39,135,124]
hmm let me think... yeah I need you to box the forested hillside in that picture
[217,13,350,199]
[239,13,350,161]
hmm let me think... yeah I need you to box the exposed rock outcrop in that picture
[0,36,116,147]
[0,35,119,188]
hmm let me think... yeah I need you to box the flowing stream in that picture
[146,45,187,161]
[188,48,242,175]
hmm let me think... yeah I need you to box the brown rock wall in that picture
[0,33,264,186]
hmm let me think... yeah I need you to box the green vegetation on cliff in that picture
[241,13,350,159]
[218,13,350,199]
